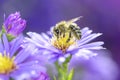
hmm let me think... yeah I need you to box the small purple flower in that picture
[3,12,26,37]
[26,27,104,62]
[36,72,50,80]
[0,34,46,80]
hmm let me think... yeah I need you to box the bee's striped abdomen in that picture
[69,25,81,40]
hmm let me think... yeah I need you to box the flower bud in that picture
[3,12,26,37]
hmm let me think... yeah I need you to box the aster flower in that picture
[26,27,104,62]
[0,34,45,80]
[3,12,26,37]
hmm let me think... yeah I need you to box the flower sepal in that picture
[6,33,15,41]
[0,25,15,41]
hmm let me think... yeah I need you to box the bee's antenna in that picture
[4,13,6,21]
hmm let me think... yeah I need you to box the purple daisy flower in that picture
[0,34,46,80]
[26,27,104,62]
[3,12,26,37]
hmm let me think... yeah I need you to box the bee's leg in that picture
[69,25,81,40]
[61,27,66,38]
[59,31,61,38]
[63,31,66,37]
[66,31,72,42]
[75,27,81,39]
[77,31,81,39]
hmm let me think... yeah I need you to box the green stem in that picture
[54,55,74,80]
[10,77,14,80]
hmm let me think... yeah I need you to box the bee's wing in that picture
[67,16,83,23]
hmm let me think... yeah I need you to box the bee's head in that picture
[53,21,66,37]
[53,27,59,37]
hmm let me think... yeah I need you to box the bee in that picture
[52,17,82,41]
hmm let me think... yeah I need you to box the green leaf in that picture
[67,68,74,80]
[0,25,6,38]
[10,77,14,80]
[6,34,15,41]
[53,76,57,80]
[63,55,72,64]
[1,25,7,33]
[55,61,61,70]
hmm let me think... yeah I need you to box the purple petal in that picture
[41,32,50,41]
[0,38,4,54]
[27,32,49,45]
[18,60,41,67]
[10,35,23,57]
[78,41,104,50]
[2,34,9,54]
[81,27,93,38]
[14,46,31,64]
[75,49,97,59]
[25,37,59,53]
[0,75,9,80]
[78,33,102,46]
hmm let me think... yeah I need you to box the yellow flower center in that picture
[0,53,16,74]
[51,32,76,53]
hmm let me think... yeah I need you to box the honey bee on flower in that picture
[52,17,82,40]
[51,17,83,53]
[26,17,104,62]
